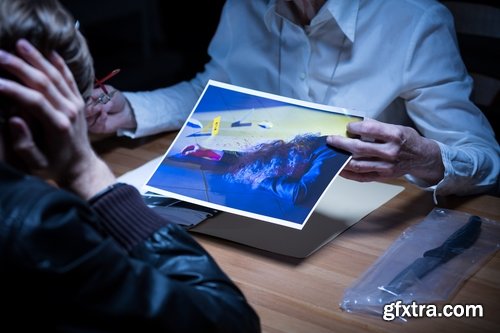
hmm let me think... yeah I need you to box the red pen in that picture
[95,68,120,95]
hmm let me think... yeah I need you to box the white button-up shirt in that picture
[122,0,499,196]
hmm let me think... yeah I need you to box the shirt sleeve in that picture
[119,81,200,138]
[400,3,500,197]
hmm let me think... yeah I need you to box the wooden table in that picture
[93,132,500,333]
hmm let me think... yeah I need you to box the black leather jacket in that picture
[0,163,260,332]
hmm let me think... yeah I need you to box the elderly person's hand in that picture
[327,118,444,185]
[0,39,115,199]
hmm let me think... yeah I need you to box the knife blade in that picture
[379,215,482,296]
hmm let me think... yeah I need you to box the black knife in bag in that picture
[379,215,482,296]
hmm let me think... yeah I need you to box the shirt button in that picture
[299,72,306,80]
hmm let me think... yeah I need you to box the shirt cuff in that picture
[403,141,451,205]
[118,90,186,139]
[117,92,145,138]
[404,174,442,205]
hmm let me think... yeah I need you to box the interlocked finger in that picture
[49,50,82,103]
[15,39,75,102]
[0,76,68,129]
[0,52,68,114]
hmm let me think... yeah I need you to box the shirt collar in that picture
[265,0,359,42]
[264,0,280,30]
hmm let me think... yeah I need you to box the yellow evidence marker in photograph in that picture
[212,116,221,136]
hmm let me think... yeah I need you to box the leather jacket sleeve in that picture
[0,163,260,332]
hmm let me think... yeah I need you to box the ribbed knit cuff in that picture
[89,183,170,252]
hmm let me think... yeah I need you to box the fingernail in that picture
[17,39,32,53]
[0,50,8,63]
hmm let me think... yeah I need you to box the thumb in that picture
[8,116,48,170]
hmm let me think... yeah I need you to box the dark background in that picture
[60,0,225,91]
[60,0,499,135]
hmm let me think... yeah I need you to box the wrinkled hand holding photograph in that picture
[143,80,362,230]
